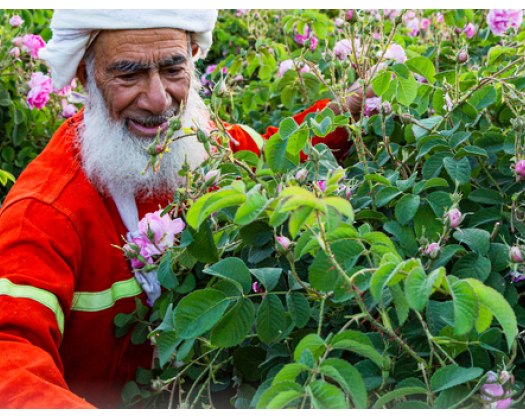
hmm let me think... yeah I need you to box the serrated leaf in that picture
[273,363,310,384]
[430,365,483,392]
[405,266,445,312]
[157,253,179,290]
[452,228,490,256]
[396,75,418,107]
[395,194,421,225]
[465,279,518,349]
[390,284,410,325]
[443,157,471,185]
[448,279,477,336]
[234,192,268,226]
[324,197,354,221]
[250,268,282,291]
[256,294,285,343]
[279,117,300,140]
[156,331,179,368]
[186,188,246,230]
[294,333,326,363]
[370,262,402,302]
[452,253,491,281]
[308,380,348,409]
[174,289,230,339]
[320,358,368,408]
[289,205,315,238]
[203,257,252,294]
[210,298,255,348]
[406,56,436,83]
[331,331,383,367]
[372,387,428,408]
[257,381,303,409]
[376,186,402,207]
[371,71,392,96]
[286,292,311,328]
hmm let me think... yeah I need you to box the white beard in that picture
[77,76,209,200]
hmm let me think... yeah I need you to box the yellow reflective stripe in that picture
[71,277,142,312]
[0,278,65,335]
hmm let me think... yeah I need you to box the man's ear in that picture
[76,59,87,86]
[191,42,199,58]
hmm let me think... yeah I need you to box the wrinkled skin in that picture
[79,28,194,138]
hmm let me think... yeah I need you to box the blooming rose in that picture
[21,34,45,59]
[510,246,523,263]
[294,25,310,45]
[514,159,525,178]
[9,15,24,27]
[277,60,309,77]
[384,43,407,63]
[276,236,291,251]
[463,23,476,38]
[447,208,463,229]
[405,17,420,36]
[138,210,185,254]
[308,36,318,51]
[421,18,431,31]
[334,39,353,61]
[487,9,523,36]
[480,371,513,409]
[27,72,52,110]
[364,97,383,117]
[9,47,20,58]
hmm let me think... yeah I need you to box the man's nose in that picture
[137,73,172,115]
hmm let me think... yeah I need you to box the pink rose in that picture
[423,242,440,258]
[447,208,463,229]
[294,25,311,45]
[277,60,309,77]
[317,180,327,192]
[27,72,52,110]
[384,43,407,63]
[334,18,344,27]
[345,10,354,21]
[276,236,291,252]
[421,18,431,31]
[436,13,444,23]
[364,97,383,117]
[334,39,353,60]
[9,15,24,28]
[61,100,77,118]
[464,23,476,38]
[235,9,248,17]
[487,9,523,36]
[138,210,185,253]
[309,36,318,51]
[480,371,513,409]
[21,34,46,59]
[510,246,523,263]
[515,159,525,177]
[9,47,20,58]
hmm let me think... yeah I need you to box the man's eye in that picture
[165,67,183,76]
[117,73,138,81]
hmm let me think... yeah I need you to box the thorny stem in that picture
[185,349,223,408]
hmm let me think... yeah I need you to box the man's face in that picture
[90,28,191,138]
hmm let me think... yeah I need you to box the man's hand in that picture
[328,81,377,122]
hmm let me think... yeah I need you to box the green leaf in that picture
[372,387,428,408]
[468,85,497,110]
[452,228,490,256]
[157,253,179,290]
[452,253,491,281]
[396,75,418,107]
[203,257,252,294]
[257,381,303,409]
[174,289,230,339]
[405,266,445,312]
[465,279,518,349]
[448,279,477,336]
[308,250,341,292]
[390,284,410,325]
[376,186,402,207]
[395,194,421,225]
[256,294,285,343]
[370,262,402,302]
[320,358,368,408]
[294,333,326,363]
[186,188,246,230]
[324,197,354,221]
[156,331,179,368]
[468,188,502,205]
[187,220,218,263]
[250,268,282,291]
[412,116,444,140]
[371,71,393,96]
[443,157,471,185]
[331,331,383,368]
[265,134,296,173]
[406,56,436,83]
[273,363,310,384]
[286,292,311,328]
[308,380,348,409]
[430,365,483,392]
[289,206,315,238]
[234,192,268,226]
[279,117,300,140]
[210,298,255,348]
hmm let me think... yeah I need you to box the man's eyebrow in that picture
[108,55,188,74]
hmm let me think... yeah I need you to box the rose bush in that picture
[2,9,525,409]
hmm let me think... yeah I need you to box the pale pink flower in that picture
[295,168,308,183]
[487,9,523,36]
[364,97,383,117]
[334,39,353,60]
[447,208,463,229]
[372,32,381,40]
[9,15,24,28]
[423,242,440,258]
[309,36,318,51]
[294,25,311,45]
[138,210,185,253]
[12,36,23,46]
[480,371,513,409]
[515,159,525,177]
[317,180,327,192]
[405,17,420,36]
[436,13,444,23]
[60,100,77,118]
[464,23,476,38]
[415,74,428,84]
[421,18,431,31]
[384,43,407,63]
[9,47,20,58]
[276,236,291,251]
[510,246,523,263]
[383,9,401,20]
[235,9,248,16]
[21,34,45,59]
[277,60,309,77]
[204,169,220,184]
[27,72,52,110]
[444,93,454,112]
[334,18,344,27]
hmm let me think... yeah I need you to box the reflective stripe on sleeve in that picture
[71,277,142,312]
[0,277,65,335]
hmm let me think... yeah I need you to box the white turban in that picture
[39,9,218,90]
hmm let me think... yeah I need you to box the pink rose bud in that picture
[345,10,354,21]
[333,39,353,61]
[308,36,319,51]
[510,246,523,263]
[464,23,476,38]
[9,15,24,28]
[12,36,23,46]
[252,282,264,293]
[421,18,431,30]
[436,13,444,23]
[515,160,525,177]
[458,50,469,63]
[204,169,220,184]
[334,18,344,27]
[423,242,441,258]
[317,180,327,192]
[447,208,462,229]
[295,168,308,183]
[60,100,77,118]
[499,370,512,384]
[276,236,291,252]
[9,47,20,58]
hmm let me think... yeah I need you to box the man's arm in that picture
[0,199,94,408]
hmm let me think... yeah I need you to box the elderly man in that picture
[0,10,364,408]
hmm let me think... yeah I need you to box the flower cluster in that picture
[293,24,318,51]
[480,371,513,409]
[123,210,185,269]
[487,9,523,36]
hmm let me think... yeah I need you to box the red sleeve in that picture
[0,199,94,408]
[227,99,351,161]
